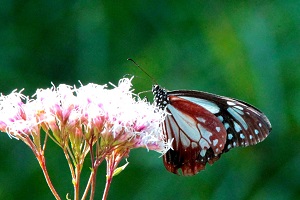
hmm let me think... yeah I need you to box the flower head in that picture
[0,90,37,138]
[0,77,171,155]
[0,77,173,200]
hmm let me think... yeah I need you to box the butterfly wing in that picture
[162,90,271,176]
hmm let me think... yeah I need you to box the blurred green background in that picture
[0,1,299,199]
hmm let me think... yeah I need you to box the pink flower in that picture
[0,77,172,155]
[0,90,38,138]
[0,77,173,200]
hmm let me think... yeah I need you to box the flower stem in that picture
[63,148,76,182]
[88,167,97,200]
[102,160,114,200]
[24,137,61,200]
[87,154,105,199]
[73,165,80,200]
[102,149,129,200]
[37,153,61,200]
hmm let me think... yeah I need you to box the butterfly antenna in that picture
[127,58,157,84]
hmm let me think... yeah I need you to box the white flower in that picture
[0,77,171,155]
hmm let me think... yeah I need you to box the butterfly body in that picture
[153,85,272,176]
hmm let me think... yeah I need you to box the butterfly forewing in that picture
[174,90,271,150]
[153,85,272,176]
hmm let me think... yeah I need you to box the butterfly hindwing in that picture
[163,95,227,175]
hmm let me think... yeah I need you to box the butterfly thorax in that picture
[152,85,169,109]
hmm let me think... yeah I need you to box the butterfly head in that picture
[152,85,169,110]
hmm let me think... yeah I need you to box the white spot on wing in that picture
[234,105,244,110]
[224,123,230,130]
[213,139,218,146]
[179,96,220,114]
[234,122,242,132]
[227,101,236,106]
[218,115,223,122]
[227,107,248,130]
[200,149,206,157]
[255,129,259,135]
[240,133,245,139]
[228,133,233,140]
[227,144,232,149]
[216,127,221,132]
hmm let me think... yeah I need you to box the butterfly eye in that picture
[153,85,271,176]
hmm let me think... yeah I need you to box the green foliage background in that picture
[0,1,299,199]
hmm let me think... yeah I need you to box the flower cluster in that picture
[0,77,171,154]
[0,78,171,199]
[0,77,172,199]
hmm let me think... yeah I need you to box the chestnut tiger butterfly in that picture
[127,58,271,176]
[152,85,272,176]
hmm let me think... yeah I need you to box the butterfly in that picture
[152,85,272,176]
